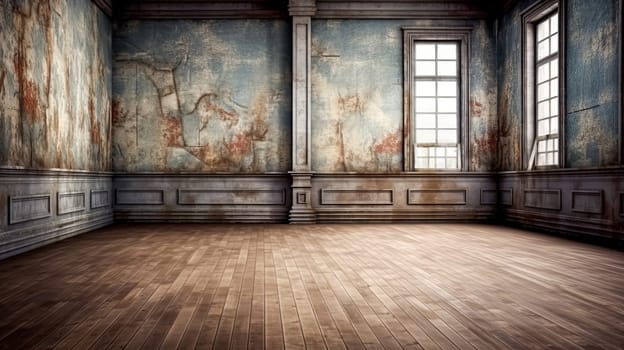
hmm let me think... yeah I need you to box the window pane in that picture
[435,147,445,156]
[416,147,429,157]
[538,119,549,136]
[538,82,550,101]
[437,44,457,59]
[415,81,436,96]
[551,117,559,133]
[416,114,436,129]
[437,81,457,97]
[538,153,546,165]
[415,44,436,59]
[550,34,558,54]
[447,147,457,157]
[553,138,559,150]
[438,130,457,143]
[437,98,457,113]
[538,140,546,152]
[550,58,558,78]
[537,40,549,60]
[550,78,558,97]
[415,98,436,112]
[416,158,428,168]
[551,13,558,34]
[416,130,436,143]
[429,158,436,168]
[537,20,550,41]
[436,158,446,168]
[550,97,558,116]
[446,158,456,168]
[537,63,549,83]
[415,61,435,76]
[437,61,457,76]
[538,101,549,119]
[437,114,456,129]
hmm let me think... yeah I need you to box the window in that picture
[403,28,470,171]
[413,42,460,169]
[523,1,563,169]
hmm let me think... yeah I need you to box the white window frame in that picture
[403,27,471,171]
[522,0,564,169]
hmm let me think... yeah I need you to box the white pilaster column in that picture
[288,0,316,223]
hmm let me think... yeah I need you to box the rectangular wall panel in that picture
[8,194,52,225]
[571,190,603,214]
[177,189,286,205]
[408,189,467,205]
[91,190,111,209]
[320,189,394,205]
[57,192,86,215]
[480,189,497,205]
[116,189,164,205]
[500,188,513,206]
[523,189,561,210]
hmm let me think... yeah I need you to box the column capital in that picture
[288,0,316,16]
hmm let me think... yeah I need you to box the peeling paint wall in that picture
[498,0,620,170]
[497,0,538,171]
[311,20,497,173]
[469,20,498,171]
[112,20,291,173]
[0,0,112,171]
[565,0,619,167]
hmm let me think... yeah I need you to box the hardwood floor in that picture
[0,224,622,350]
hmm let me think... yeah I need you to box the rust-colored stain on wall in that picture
[0,0,112,171]
[112,20,291,173]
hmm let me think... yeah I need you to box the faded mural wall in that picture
[498,0,620,170]
[0,0,112,171]
[112,20,291,173]
[311,20,498,173]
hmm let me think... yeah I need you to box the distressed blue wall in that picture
[565,0,620,167]
[0,0,112,171]
[498,0,620,170]
[311,19,497,173]
[112,20,291,173]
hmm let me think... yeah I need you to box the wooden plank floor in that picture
[0,224,623,350]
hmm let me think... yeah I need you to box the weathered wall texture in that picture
[497,0,537,171]
[498,0,620,170]
[112,20,291,173]
[0,0,112,171]
[311,20,497,173]
[565,0,619,167]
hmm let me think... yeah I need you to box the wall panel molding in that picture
[312,173,496,222]
[113,1,288,19]
[500,167,624,239]
[0,169,114,260]
[480,189,497,205]
[523,189,561,210]
[115,189,165,205]
[57,192,86,215]
[320,189,394,205]
[177,189,286,206]
[8,194,52,225]
[408,189,467,205]
[113,174,291,223]
[315,1,488,19]
[91,190,111,209]
[571,190,603,214]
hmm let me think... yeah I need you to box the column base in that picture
[288,209,317,224]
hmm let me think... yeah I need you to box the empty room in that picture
[1,0,623,349]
